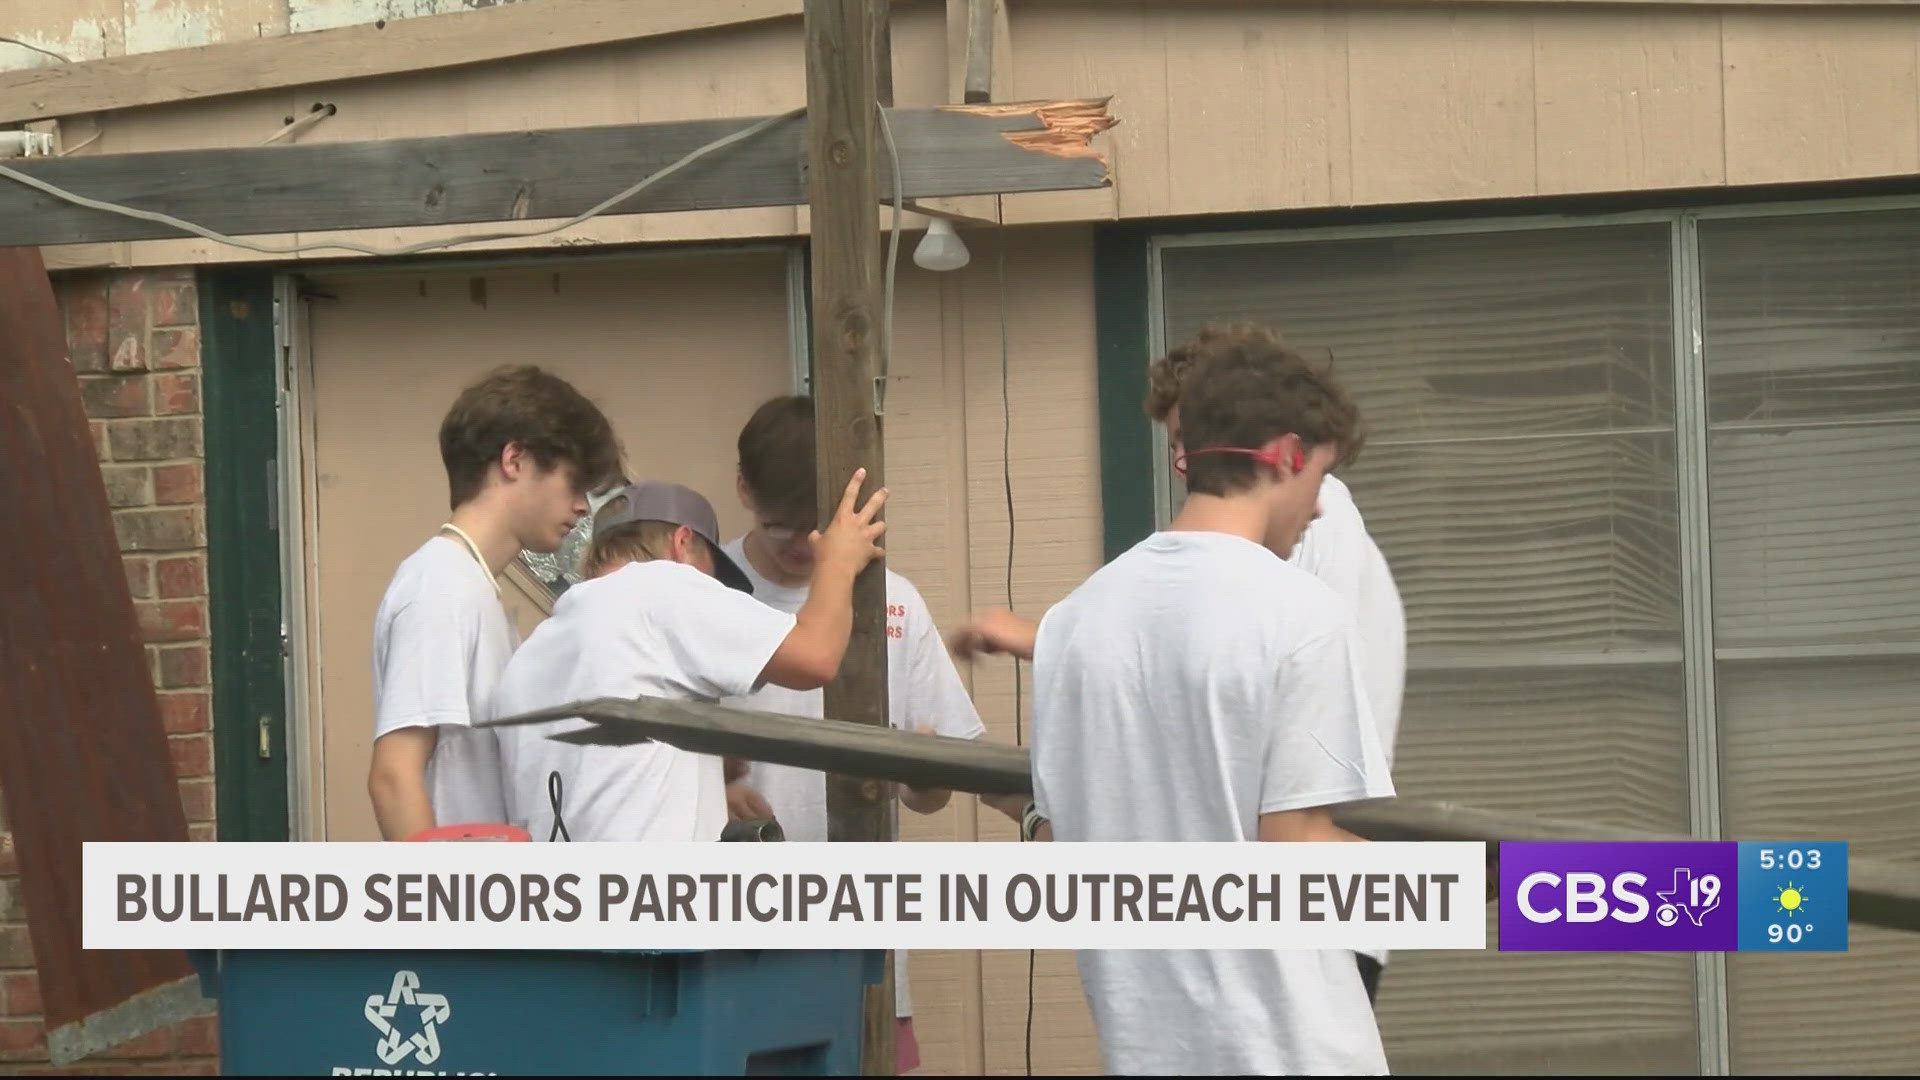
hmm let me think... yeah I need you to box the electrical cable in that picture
[547,771,571,843]
[0,106,804,259]
[993,194,1036,1078]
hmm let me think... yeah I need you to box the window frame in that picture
[1103,190,1920,1076]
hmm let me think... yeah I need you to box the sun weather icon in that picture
[1774,882,1808,919]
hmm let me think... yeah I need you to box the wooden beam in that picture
[0,101,1113,249]
[0,246,205,1065]
[808,0,896,1071]
[483,694,1920,934]
[484,695,1033,795]
[0,0,813,124]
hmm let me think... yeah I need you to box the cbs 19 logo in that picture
[1515,870,1722,925]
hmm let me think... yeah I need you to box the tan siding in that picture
[1162,6,1351,213]
[38,3,1920,271]
[875,224,1107,1073]
[1346,5,1540,205]
[1721,8,1920,184]
[1532,8,1725,193]
[958,227,1104,1075]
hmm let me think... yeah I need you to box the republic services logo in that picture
[364,970,452,1066]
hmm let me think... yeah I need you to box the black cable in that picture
[995,198,1037,1079]
[547,771,571,843]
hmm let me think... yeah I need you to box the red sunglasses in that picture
[1171,441,1304,480]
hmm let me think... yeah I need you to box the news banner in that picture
[83,841,1846,952]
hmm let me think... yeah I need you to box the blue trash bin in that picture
[191,949,881,1075]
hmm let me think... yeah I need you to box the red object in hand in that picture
[403,824,531,842]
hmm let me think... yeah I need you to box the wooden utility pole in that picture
[806,0,895,1072]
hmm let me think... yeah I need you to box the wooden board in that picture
[483,695,1034,796]
[483,691,1919,932]
[0,247,202,1064]
[0,0,813,124]
[0,100,1113,249]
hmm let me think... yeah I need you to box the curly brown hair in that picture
[1143,348,1193,425]
[438,365,624,510]
[1170,324,1365,497]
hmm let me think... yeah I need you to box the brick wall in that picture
[0,268,218,1074]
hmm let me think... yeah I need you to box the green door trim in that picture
[199,271,290,842]
[1093,223,1158,564]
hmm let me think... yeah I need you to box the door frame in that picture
[271,241,812,839]
[201,269,291,842]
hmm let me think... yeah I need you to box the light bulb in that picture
[913,218,970,272]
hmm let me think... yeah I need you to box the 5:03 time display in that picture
[1757,848,1823,871]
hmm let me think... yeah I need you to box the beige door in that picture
[298,249,799,841]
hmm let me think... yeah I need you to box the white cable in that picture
[0,36,70,64]
[876,101,904,410]
[0,106,804,259]
[262,105,337,146]
[58,129,103,157]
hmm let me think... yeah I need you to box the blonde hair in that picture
[582,514,711,578]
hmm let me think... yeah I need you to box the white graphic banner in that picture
[86,841,1486,951]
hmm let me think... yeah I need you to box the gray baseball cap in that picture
[593,480,755,594]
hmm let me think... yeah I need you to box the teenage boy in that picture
[1148,326,1407,1005]
[490,474,886,843]
[954,324,1408,1004]
[367,365,622,841]
[956,329,1395,1075]
[720,395,1021,1074]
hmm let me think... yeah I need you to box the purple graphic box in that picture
[1499,842,1739,951]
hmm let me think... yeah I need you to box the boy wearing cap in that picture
[367,365,622,841]
[491,472,886,843]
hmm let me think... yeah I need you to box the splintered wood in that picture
[947,97,1117,163]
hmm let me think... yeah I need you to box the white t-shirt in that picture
[371,534,517,829]
[490,559,796,844]
[720,537,987,1019]
[1291,474,1406,766]
[1291,473,1407,968]
[1031,530,1396,1077]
